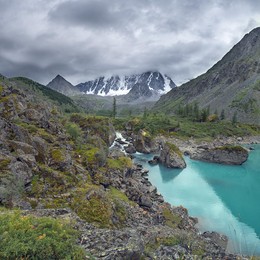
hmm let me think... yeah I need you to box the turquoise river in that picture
[134,144,260,255]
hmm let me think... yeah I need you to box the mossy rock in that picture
[51,149,66,163]
[70,185,132,228]
[165,142,183,158]
[162,206,182,229]
[0,156,11,171]
[71,185,113,228]
[106,157,132,171]
[37,129,55,143]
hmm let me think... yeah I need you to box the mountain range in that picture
[155,27,260,125]
[47,71,176,100]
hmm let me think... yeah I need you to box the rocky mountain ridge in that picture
[47,71,176,100]
[46,74,81,96]
[155,27,260,125]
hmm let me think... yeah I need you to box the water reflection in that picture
[134,146,260,255]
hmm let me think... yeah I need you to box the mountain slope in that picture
[11,77,80,113]
[155,27,260,125]
[47,74,81,96]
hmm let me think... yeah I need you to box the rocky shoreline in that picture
[23,161,242,259]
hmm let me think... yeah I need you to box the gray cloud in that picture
[0,0,260,85]
[49,0,120,28]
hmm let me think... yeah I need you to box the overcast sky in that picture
[0,0,260,85]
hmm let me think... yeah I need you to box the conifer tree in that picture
[112,97,117,118]
[220,109,225,120]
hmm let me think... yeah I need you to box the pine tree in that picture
[232,111,237,124]
[220,109,225,120]
[112,97,117,118]
[193,102,200,121]
[143,107,148,119]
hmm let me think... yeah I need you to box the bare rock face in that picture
[159,142,186,169]
[125,144,136,154]
[190,145,249,165]
[134,129,158,154]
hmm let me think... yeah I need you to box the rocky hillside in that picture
[0,74,240,258]
[155,27,260,125]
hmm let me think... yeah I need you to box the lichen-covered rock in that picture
[8,140,37,155]
[49,148,73,171]
[108,146,125,158]
[133,129,157,153]
[32,136,49,164]
[190,145,249,165]
[159,142,186,169]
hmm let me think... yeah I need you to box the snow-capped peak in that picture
[75,71,176,96]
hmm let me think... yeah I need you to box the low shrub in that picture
[0,211,86,259]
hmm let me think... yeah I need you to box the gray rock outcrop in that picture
[159,142,186,168]
[133,129,157,153]
[190,145,249,165]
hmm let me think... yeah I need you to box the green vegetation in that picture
[253,79,260,91]
[112,97,117,118]
[0,158,11,171]
[114,113,260,140]
[166,142,183,159]
[215,145,247,152]
[0,211,86,259]
[11,77,80,113]
[162,207,182,229]
[144,231,206,257]
[71,185,112,227]
[65,122,82,142]
[69,113,113,145]
[230,87,259,114]
[51,149,66,163]
[71,185,131,228]
[145,236,180,253]
[107,156,132,170]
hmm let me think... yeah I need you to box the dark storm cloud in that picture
[49,0,120,28]
[0,0,260,85]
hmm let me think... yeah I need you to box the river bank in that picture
[132,143,260,257]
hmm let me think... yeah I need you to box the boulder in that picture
[148,155,160,165]
[8,140,37,155]
[49,149,73,171]
[190,145,249,165]
[125,144,136,154]
[32,136,49,164]
[159,142,186,169]
[23,108,42,121]
[139,195,152,208]
[133,129,157,153]
[109,146,125,158]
